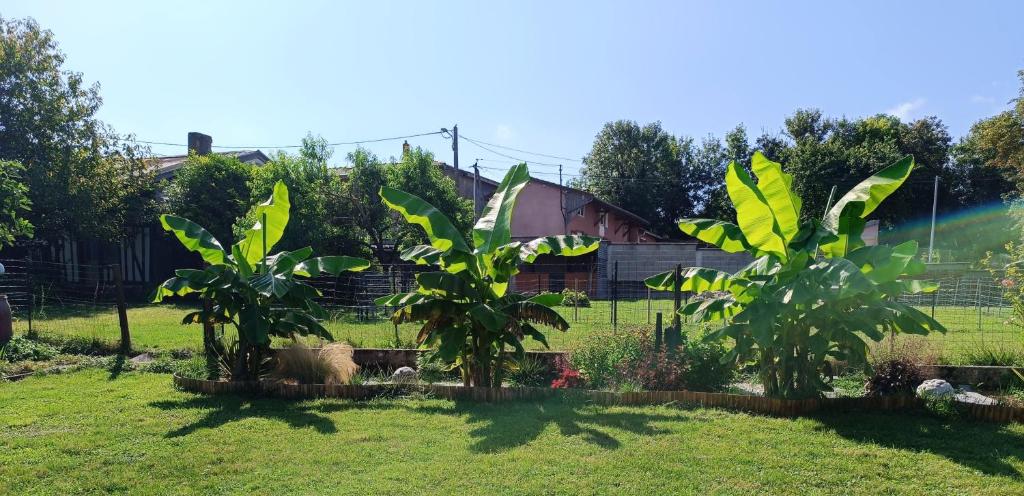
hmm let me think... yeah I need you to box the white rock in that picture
[916,379,954,398]
[391,366,417,384]
[955,391,998,406]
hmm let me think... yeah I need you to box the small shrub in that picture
[865,357,922,397]
[625,348,687,390]
[138,354,179,374]
[567,327,646,389]
[505,354,554,387]
[271,342,359,385]
[551,356,584,388]
[682,338,735,392]
[922,394,963,420]
[416,351,455,384]
[560,289,591,307]
[1,336,59,362]
[173,356,209,380]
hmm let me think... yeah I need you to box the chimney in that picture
[187,132,213,156]
[402,140,410,157]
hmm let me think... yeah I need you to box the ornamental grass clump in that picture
[645,153,946,399]
[271,342,358,385]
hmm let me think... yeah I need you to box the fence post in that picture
[612,261,619,330]
[654,312,663,351]
[112,264,131,354]
[647,287,651,325]
[671,264,682,350]
[25,257,32,335]
[573,278,579,323]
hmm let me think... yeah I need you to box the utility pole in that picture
[928,175,939,263]
[473,160,481,219]
[559,164,566,234]
[452,124,459,170]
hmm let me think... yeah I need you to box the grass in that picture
[3,370,1024,494]
[15,300,1024,365]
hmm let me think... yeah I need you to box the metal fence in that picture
[4,258,1021,363]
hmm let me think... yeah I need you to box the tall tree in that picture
[341,147,473,265]
[0,160,33,248]
[578,120,679,236]
[0,16,156,242]
[165,153,254,244]
[959,69,1024,195]
[236,134,362,257]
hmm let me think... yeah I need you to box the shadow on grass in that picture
[814,412,1024,478]
[413,397,680,453]
[149,395,397,438]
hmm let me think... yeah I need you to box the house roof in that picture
[438,162,650,227]
[149,150,271,180]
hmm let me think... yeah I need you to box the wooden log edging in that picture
[171,375,1024,423]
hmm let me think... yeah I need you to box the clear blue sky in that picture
[4,1,1023,182]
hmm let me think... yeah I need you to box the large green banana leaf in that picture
[159,214,226,265]
[519,235,601,263]
[677,218,750,253]
[235,180,291,265]
[472,163,530,254]
[293,256,371,277]
[379,186,471,254]
[644,267,735,293]
[725,162,788,259]
[751,152,801,243]
[823,155,914,230]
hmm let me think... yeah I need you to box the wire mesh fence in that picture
[3,258,1021,363]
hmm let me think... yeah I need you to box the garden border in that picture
[172,374,1024,423]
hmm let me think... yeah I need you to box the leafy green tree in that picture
[959,70,1024,195]
[153,182,371,380]
[340,147,473,264]
[646,153,944,398]
[341,148,393,262]
[578,120,680,237]
[237,134,363,257]
[377,164,600,387]
[386,147,474,250]
[165,153,254,244]
[0,160,33,248]
[0,16,156,241]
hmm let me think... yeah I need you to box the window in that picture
[598,211,608,227]
[575,206,585,217]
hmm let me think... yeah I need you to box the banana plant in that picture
[645,153,945,399]
[152,181,371,380]
[376,163,600,387]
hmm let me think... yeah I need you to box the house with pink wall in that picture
[440,163,656,243]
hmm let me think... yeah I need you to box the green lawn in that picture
[2,370,1024,494]
[16,300,1024,364]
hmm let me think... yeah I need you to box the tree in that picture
[341,148,392,263]
[237,134,363,258]
[165,153,254,244]
[342,146,473,265]
[963,70,1024,192]
[578,121,680,237]
[0,161,33,248]
[0,16,156,242]
[646,153,943,398]
[377,164,599,387]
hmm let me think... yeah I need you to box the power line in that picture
[459,135,563,168]
[459,134,583,162]
[136,131,444,150]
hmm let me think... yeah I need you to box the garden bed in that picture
[172,374,1024,423]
